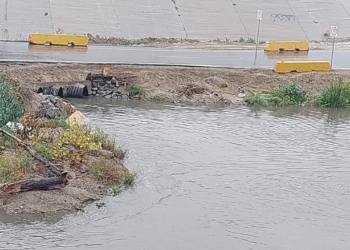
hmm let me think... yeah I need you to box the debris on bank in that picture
[33,67,138,100]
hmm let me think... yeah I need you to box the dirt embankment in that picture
[3,63,350,106]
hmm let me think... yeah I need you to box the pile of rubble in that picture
[86,68,130,99]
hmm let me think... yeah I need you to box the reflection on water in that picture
[264,51,308,60]
[28,44,88,53]
[1,98,350,250]
[0,209,69,225]
[267,105,350,124]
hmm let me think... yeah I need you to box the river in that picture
[1,98,350,250]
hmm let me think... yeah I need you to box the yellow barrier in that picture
[274,61,331,73]
[29,33,88,46]
[264,41,309,51]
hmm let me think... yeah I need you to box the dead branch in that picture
[0,128,63,176]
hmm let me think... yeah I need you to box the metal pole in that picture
[330,36,335,70]
[254,19,261,66]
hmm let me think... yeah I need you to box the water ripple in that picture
[2,100,350,250]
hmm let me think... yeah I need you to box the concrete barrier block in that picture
[274,61,331,73]
[265,41,309,51]
[29,33,88,46]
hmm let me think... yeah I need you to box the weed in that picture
[316,78,350,108]
[55,109,70,130]
[127,83,145,98]
[111,37,200,46]
[93,127,115,151]
[106,172,136,196]
[59,124,101,152]
[34,142,56,161]
[113,147,127,160]
[0,79,25,128]
[0,155,33,182]
[93,127,127,159]
[269,83,306,107]
[0,127,17,148]
[96,202,105,209]
[122,171,137,185]
[107,184,124,196]
[89,159,123,185]
[246,37,256,43]
[244,90,269,107]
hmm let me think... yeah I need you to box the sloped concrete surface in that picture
[0,0,348,41]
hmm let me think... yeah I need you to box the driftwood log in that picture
[1,173,68,194]
[0,128,68,194]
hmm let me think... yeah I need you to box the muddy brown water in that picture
[1,98,350,250]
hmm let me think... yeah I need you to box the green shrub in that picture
[269,83,306,107]
[127,83,145,98]
[93,127,115,151]
[244,90,269,107]
[0,80,25,127]
[89,159,135,186]
[34,142,56,161]
[316,79,350,108]
[89,159,123,185]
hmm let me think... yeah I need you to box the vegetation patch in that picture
[89,158,135,186]
[269,83,307,107]
[0,155,33,183]
[127,83,145,98]
[244,90,269,107]
[93,127,127,160]
[244,83,307,107]
[315,78,350,108]
[0,79,25,128]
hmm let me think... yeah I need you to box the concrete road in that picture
[0,41,348,69]
[0,0,349,41]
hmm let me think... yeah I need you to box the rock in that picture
[238,93,246,98]
[98,149,114,158]
[41,100,53,109]
[46,107,60,119]
[49,96,59,105]
[65,110,87,125]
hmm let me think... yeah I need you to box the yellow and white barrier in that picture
[29,33,88,46]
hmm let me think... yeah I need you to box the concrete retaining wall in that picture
[0,0,348,41]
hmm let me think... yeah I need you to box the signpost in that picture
[330,26,338,70]
[254,10,263,66]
